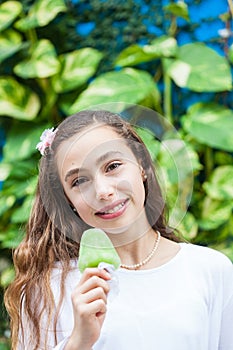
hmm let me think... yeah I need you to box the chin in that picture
[103,224,131,235]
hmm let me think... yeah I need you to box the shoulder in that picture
[180,244,233,305]
[180,242,233,275]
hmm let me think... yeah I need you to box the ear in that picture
[140,166,147,182]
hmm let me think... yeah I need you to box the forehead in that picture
[56,124,136,174]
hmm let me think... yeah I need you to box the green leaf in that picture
[2,173,37,201]
[0,29,24,63]
[158,138,194,184]
[203,165,233,200]
[0,195,16,217]
[183,141,203,173]
[0,1,22,32]
[167,43,232,92]
[177,211,198,240]
[0,342,11,350]
[0,163,11,182]
[15,0,67,31]
[199,197,233,230]
[149,36,178,57]
[0,77,40,120]
[214,151,233,166]
[14,39,60,78]
[11,195,34,223]
[0,227,24,248]
[115,44,157,67]
[135,126,160,162]
[155,138,194,229]
[52,48,103,93]
[163,1,190,21]
[3,159,37,181]
[182,102,233,151]
[68,68,158,114]
[3,157,38,183]
[0,266,15,287]
[3,123,50,161]
[115,36,177,67]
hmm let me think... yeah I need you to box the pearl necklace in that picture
[120,231,161,270]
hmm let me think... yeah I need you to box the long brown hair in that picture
[4,110,180,349]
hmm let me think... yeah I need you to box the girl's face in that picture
[56,124,148,235]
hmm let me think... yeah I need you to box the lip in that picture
[95,198,129,220]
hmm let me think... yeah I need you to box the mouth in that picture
[95,199,129,219]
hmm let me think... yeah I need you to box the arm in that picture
[219,290,233,349]
[17,268,110,350]
[218,259,233,350]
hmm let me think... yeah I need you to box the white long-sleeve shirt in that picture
[18,243,233,349]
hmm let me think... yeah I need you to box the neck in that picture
[106,208,151,246]
[114,227,157,267]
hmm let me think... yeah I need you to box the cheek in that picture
[74,201,101,228]
[116,179,132,193]
[118,172,145,202]
[72,191,97,225]
[73,195,89,214]
[68,184,93,209]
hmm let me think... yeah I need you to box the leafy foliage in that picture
[0,0,232,346]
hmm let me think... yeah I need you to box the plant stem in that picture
[204,146,214,179]
[168,16,177,37]
[26,28,38,49]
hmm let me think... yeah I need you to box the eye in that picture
[106,161,122,173]
[71,177,88,187]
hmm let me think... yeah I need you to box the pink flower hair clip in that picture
[36,127,57,156]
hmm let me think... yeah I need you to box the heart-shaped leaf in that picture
[167,43,232,92]
[177,211,198,240]
[203,165,233,200]
[182,102,233,151]
[3,123,50,161]
[68,68,159,114]
[0,29,24,63]
[0,77,40,120]
[0,163,11,182]
[115,36,177,67]
[0,195,16,217]
[199,197,232,230]
[134,127,160,162]
[163,2,190,21]
[14,39,60,78]
[15,0,66,31]
[52,48,103,93]
[11,193,35,223]
[0,1,22,32]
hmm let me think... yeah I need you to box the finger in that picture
[75,298,107,321]
[79,275,110,295]
[79,268,111,284]
[85,299,107,317]
[82,286,108,305]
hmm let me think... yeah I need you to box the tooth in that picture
[101,201,126,215]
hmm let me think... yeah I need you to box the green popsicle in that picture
[78,228,121,273]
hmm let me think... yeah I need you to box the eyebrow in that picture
[96,151,123,166]
[64,151,124,182]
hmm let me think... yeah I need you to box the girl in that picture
[5,110,233,350]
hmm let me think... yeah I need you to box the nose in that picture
[95,174,115,201]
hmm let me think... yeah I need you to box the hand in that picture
[65,268,111,350]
